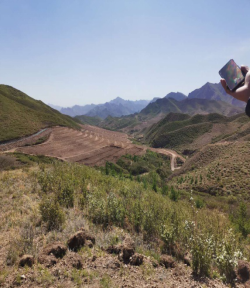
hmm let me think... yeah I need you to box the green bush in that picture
[216,229,244,282]
[57,185,74,208]
[169,186,179,202]
[189,232,214,276]
[39,198,65,230]
[195,197,204,209]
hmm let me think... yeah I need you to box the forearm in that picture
[228,84,250,103]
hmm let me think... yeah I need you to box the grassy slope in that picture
[94,99,243,138]
[0,85,80,142]
[145,112,250,151]
[95,115,140,131]
[170,141,250,200]
[74,114,102,126]
[140,98,243,117]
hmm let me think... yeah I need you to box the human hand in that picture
[220,65,250,102]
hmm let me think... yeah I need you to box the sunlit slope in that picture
[0,85,80,142]
[145,112,250,151]
[171,141,250,199]
[74,114,102,126]
[140,98,243,117]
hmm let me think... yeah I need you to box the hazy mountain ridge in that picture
[57,97,150,119]
[60,104,97,117]
[51,82,244,120]
[86,97,150,119]
[188,82,245,108]
[165,92,187,101]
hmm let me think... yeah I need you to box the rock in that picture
[237,260,250,282]
[130,253,143,266]
[123,246,134,261]
[38,254,57,268]
[19,255,34,267]
[85,239,93,248]
[118,245,135,264]
[183,252,192,266]
[42,242,67,258]
[107,259,121,269]
[20,275,26,280]
[123,237,135,250]
[67,230,95,251]
[160,255,175,269]
[65,252,83,269]
[152,259,159,268]
[106,244,123,255]
[38,242,67,267]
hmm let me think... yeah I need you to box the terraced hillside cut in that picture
[15,125,184,169]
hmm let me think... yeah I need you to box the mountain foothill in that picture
[2,80,250,287]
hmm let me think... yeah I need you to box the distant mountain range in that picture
[165,92,187,101]
[52,97,152,119]
[49,81,245,120]
[86,97,150,119]
[61,104,96,117]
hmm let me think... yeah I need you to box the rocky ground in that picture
[2,228,242,288]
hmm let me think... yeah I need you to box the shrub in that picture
[57,185,74,208]
[189,233,214,276]
[169,186,179,202]
[161,185,168,196]
[236,202,250,238]
[39,198,65,230]
[216,229,244,282]
[195,197,204,209]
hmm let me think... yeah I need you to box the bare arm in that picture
[220,65,250,103]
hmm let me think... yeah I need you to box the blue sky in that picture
[1,0,250,107]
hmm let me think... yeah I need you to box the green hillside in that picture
[170,141,250,200]
[95,98,244,137]
[0,85,80,142]
[145,112,250,151]
[74,114,102,126]
[140,98,243,117]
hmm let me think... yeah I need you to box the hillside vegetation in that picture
[90,100,244,140]
[145,112,250,151]
[0,155,248,286]
[140,98,243,117]
[74,115,102,126]
[171,141,250,200]
[0,85,80,142]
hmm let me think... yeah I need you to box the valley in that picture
[1,125,184,171]
[1,85,250,288]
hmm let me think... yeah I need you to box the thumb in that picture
[220,78,228,91]
[220,78,231,94]
[241,65,249,75]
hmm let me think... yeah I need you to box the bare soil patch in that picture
[14,126,184,170]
